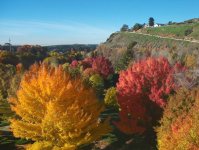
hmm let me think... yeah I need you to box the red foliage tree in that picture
[115,57,183,134]
[81,57,94,70]
[92,56,114,78]
[70,60,79,68]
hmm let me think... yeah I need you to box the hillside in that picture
[97,32,199,68]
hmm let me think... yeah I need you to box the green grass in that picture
[190,23,199,40]
[114,32,198,49]
[140,23,199,40]
[0,120,9,127]
[0,100,14,122]
[15,138,31,145]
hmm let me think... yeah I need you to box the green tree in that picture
[0,64,16,99]
[0,63,16,122]
[17,52,36,69]
[89,74,104,99]
[104,87,118,108]
[16,45,47,68]
[149,17,155,27]
[132,23,143,31]
[120,24,129,32]
[115,42,136,72]
[168,21,173,25]
[0,51,19,65]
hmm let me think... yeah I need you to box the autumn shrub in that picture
[0,64,17,122]
[67,63,82,78]
[1,63,25,121]
[43,57,60,67]
[184,54,197,68]
[17,45,46,55]
[89,74,104,98]
[104,87,118,108]
[92,56,114,79]
[16,63,24,73]
[44,53,67,67]
[9,63,111,149]
[70,60,79,68]
[156,87,199,150]
[62,63,70,71]
[67,51,83,62]
[8,64,24,98]
[65,60,85,78]
[17,45,47,61]
[81,57,94,70]
[0,51,19,65]
[17,52,37,69]
[16,45,47,69]
[115,57,182,135]
[0,63,16,99]
[83,68,96,78]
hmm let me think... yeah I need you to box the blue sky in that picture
[0,0,199,45]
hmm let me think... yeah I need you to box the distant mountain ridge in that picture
[44,44,97,52]
[0,44,97,52]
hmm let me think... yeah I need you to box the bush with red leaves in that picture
[92,56,114,78]
[114,57,184,134]
[81,57,94,70]
[70,60,79,68]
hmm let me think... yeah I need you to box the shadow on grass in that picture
[0,143,17,150]
[79,127,157,150]
[0,130,30,150]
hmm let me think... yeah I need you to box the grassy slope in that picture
[140,23,199,40]
[190,23,199,40]
[105,32,199,50]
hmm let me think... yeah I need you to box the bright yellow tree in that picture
[9,63,111,150]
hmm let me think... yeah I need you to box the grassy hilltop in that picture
[140,21,199,40]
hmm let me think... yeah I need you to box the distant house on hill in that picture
[154,23,166,27]
[144,24,150,28]
[144,23,165,28]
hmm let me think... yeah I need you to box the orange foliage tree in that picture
[156,87,199,150]
[9,63,111,149]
